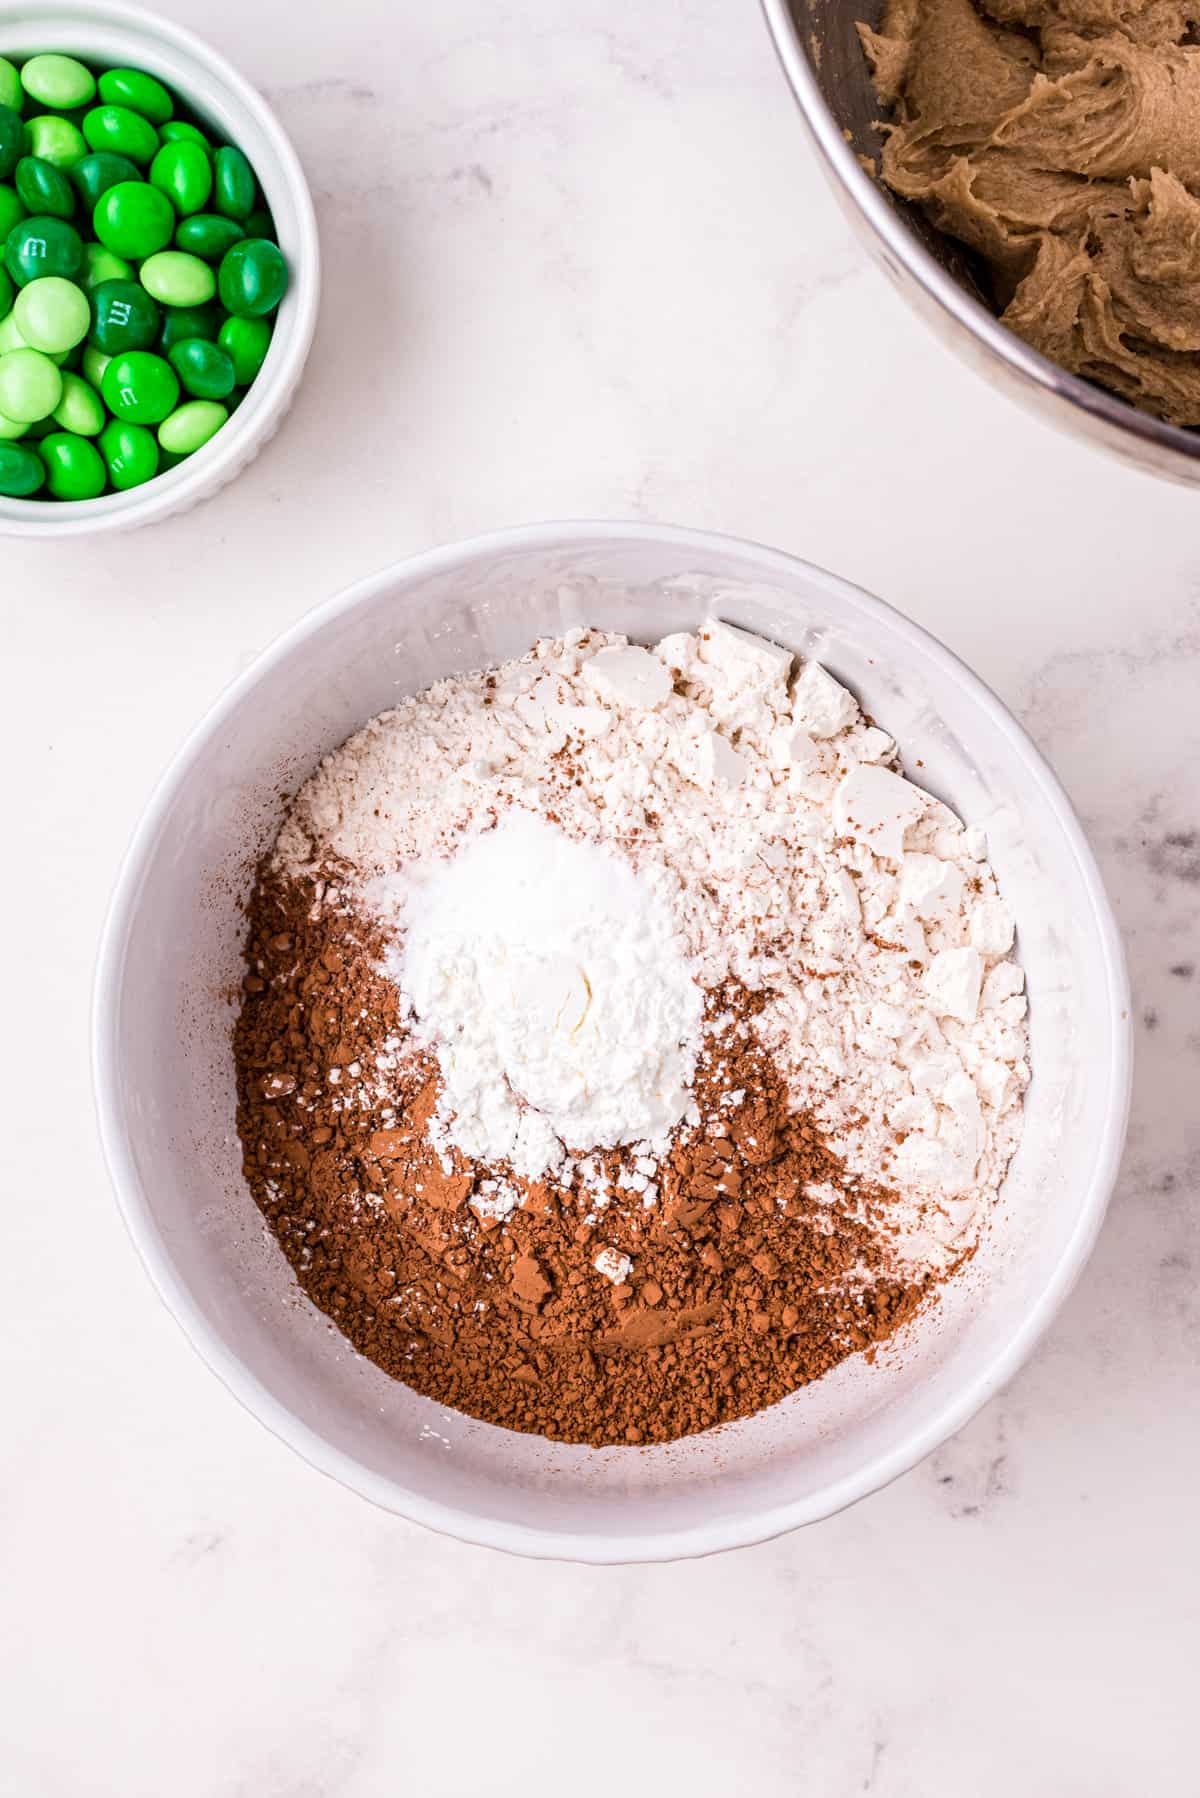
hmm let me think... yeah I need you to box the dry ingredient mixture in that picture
[860,0,1200,426]
[235,622,1029,1446]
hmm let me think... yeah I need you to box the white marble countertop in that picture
[4,0,1197,1790]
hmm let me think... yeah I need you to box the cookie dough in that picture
[860,0,1200,424]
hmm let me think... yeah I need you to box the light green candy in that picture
[20,54,96,111]
[81,243,134,292]
[13,275,90,353]
[25,115,89,170]
[0,346,62,421]
[53,369,105,435]
[0,310,25,354]
[0,406,27,438]
[139,249,215,308]
[158,397,225,455]
[81,344,110,388]
[0,56,21,112]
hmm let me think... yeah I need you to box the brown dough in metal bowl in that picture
[860,0,1200,425]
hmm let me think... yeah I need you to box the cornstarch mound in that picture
[235,621,1029,1446]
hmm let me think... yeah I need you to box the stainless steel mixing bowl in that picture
[761,0,1200,483]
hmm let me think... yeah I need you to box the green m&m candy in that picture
[0,345,62,420]
[90,277,159,352]
[98,416,158,488]
[150,140,212,216]
[101,347,177,422]
[140,248,213,307]
[97,68,173,126]
[52,369,105,435]
[213,145,255,220]
[81,343,110,388]
[0,105,24,180]
[174,213,242,261]
[0,49,282,499]
[82,105,159,164]
[158,397,226,455]
[217,314,270,384]
[159,120,210,152]
[20,54,96,110]
[13,276,90,352]
[70,151,139,210]
[38,429,106,498]
[0,58,22,113]
[14,156,75,220]
[168,336,234,399]
[0,183,25,241]
[0,439,46,495]
[158,300,219,349]
[93,180,174,258]
[218,238,286,317]
[5,216,84,285]
[81,242,133,290]
[26,116,88,170]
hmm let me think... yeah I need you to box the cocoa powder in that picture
[234,872,934,1448]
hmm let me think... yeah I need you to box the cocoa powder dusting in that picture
[234,873,935,1448]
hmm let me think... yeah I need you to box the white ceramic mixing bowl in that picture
[0,0,319,536]
[93,522,1131,1562]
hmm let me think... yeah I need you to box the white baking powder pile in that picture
[276,619,1030,1271]
[397,812,703,1178]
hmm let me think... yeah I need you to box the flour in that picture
[277,618,1029,1271]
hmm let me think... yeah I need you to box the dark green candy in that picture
[0,439,45,495]
[213,145,254,220]
[5,216,84,286]
[150,140,212,215]
[96,68,173,127]
[217,314,270,384]
[158,300,219,349]
[217,237,286,317]
[89,277,160,352]
[15,157,75,220]
[0,104,24,180]
[0,266,12,318]
[82,105,159,165]
[69,152,139,210]
[0,183,24,241]
[174,212,242,261]
[101,347,178,422]
[38,428,106,498]
[98,416,158,488]
[167,336,234,399]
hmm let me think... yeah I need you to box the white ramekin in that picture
[93,522,1132,1562]
[0,0,319,536]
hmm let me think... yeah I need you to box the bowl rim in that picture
[91,518,1133,1563]
[0,0,320,536]
[758,0,1200,475]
